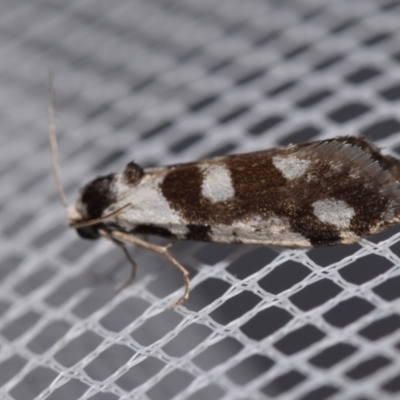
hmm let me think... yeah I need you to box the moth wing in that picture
[198,138,400,246]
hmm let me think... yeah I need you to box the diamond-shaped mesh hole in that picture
[289,279,343,311]
[146,369,195,400]
[141,120,175,140]
[308,343,358,368]
[0,355,27,386]
[93,150,126,171]
[3,213,36,237]
[30,223,65,248]
[9,366,58,400]
[235,68,265,85]
[0,300,10,317]
[358,314,400,341]
[14,265,56,296]
[116,357,165,392]
[372,276,400,301]
[247,115,285,136]
[210,291,262,325]
[99,297,150,332]
[360,118,400,140]
[379,83,400,101]
[381,374,400,393]
[188,94,220,112]
[192,337,243,370]
[296,89,334,108]
[45,379,89,400]
[147,263,198,301]
[240,306,293,340]
[307,243,360,267]
[54,331,103,368]
[363,32,392,46]
[258,261,311,294]
[328,102,370,123]
[345,356,392,380]
[338,254,393,284]
[261,370,307,397]
[267,79,298,96]
[45,277,89,307]
[131,309,183,346]
[1,310,41,341]
[184,278,231,311]
[169,133,204,154]
[60,238,94,262]
[299,385,340,400]
[227,247,276,279]
[274,325,325,355]
[323,297,375,328]
[346,67,381,84]
[162,323,212,357]
[226,354,274,385]
[27,320,71,354]
[217,105,251,124]
[84,344,135,381]
[0,254,24,281]
[285,44,311,59]
[314,54,345,70]
[72,287,115,318]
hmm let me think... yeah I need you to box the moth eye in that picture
[123,161,144,185]
[76,226,100,240]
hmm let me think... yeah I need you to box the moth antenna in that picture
[70,204,130,228]
[48,71,69,209]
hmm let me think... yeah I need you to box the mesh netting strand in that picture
[1,0,400,399]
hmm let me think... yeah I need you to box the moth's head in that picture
[67,205,101,239]
[67,162,144,240]
[68,173,117,240]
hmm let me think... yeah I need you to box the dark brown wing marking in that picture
[160,137,400,246]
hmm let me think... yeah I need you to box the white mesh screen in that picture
[2,0,400,399]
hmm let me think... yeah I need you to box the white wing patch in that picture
[201,164,235,203]
[272,155,311,180]
[109,174,185,228]
[211,215,311,246]
[312,199,355,229]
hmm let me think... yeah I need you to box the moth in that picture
[50,98,400,307]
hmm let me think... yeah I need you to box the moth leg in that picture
[112,240,138,292]
[99,230,138,290]
[109,230,191,309]
[163,248,191,309]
